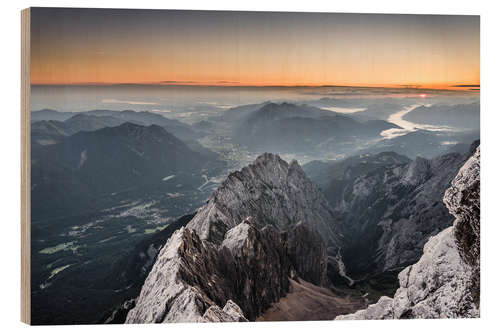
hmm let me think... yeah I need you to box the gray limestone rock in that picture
[320,147,475,278]
[187,153,343,252]
[126,218,328,323]
[336,147,480,320]
[201,300,248,322]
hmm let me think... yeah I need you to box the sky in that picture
[30,8,480,88]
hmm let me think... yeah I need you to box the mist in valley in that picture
[29,85,479,324]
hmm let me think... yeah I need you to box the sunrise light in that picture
[30,9,480,89]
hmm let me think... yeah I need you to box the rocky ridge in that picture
[187,153,343,253]
[125,219,328,323]
[336,146,480,319]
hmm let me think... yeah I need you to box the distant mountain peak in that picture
[232,102,398,153]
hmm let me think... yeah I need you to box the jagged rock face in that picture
[125,227,221,323]
[336,146,480,320]
[220,221,292,320]
[391,228,478,318]
[187,153,343,253]
[285,222,328,286]
[337,228,478,319]
[126,219,328,323]
[444,146,480,307]
[201,300,248,322]
[321,149,473,278]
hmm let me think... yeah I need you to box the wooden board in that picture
[21,7,31,325]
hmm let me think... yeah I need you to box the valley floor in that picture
[257,279,366,321]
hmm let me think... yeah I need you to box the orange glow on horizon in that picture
[29,79,480,92]
[29,51,480,89]
[30,10,480,91]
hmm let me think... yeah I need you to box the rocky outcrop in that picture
[187,153,343,253]
[443,145,480,308]
[103,299,136,324]
[126,218,328,323]
[336,146,480,320]
[337,296,394,320]
[125,227,221,323]
[201,301,248,322]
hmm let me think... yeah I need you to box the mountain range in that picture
[356,129,479,159]
[304,141,479,281]
[31,122,222,220]
[30,101,480,324]
[337,146,480,319]
[31,109,200,141]
[403,102,480,130]
[31,114,125,145]
[102,146,480,323]
[228,102,400,152]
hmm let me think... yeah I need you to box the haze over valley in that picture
[29,85,479,324]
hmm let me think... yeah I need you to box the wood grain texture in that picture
[21,7,31,325]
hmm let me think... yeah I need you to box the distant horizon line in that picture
[30,82,480,91]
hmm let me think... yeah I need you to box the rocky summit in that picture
[336,146,480,320]
[187,153,343,253]
[125,219,328,323]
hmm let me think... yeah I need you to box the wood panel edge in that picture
[21,7,31,325]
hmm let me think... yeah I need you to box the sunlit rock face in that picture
[336,146,480,320]
[200,300,248,323]
[187,153,343,253]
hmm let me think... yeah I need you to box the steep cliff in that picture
[308,143,478,279]
[126,219,328,323]
[336,146,480,320]
[444,145,480,308]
